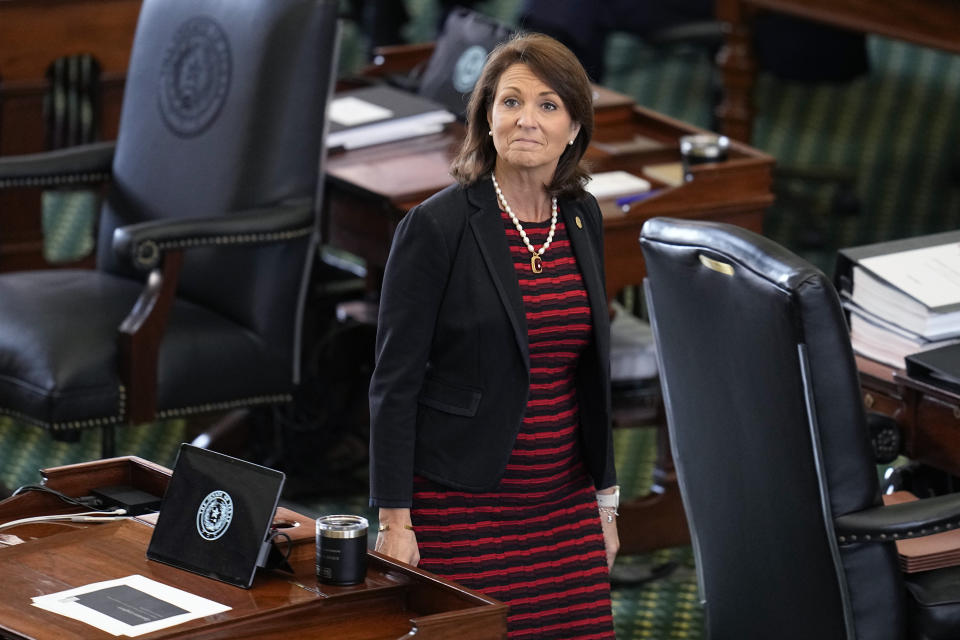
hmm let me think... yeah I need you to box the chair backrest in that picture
[97,0,339,377]
[640,218,906,639]
[416,7,514,119]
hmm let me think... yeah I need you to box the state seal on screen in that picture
[196,490,234,541]
[452,45,487,93]
[158,16,232,137]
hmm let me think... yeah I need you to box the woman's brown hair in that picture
[450,32,594,199]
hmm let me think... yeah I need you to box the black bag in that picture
[417,7,514,119]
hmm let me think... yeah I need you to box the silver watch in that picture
[596,486,620,509]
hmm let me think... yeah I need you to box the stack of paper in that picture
[837,232,960,370]
[846,303,959,369]
[327,85,456,150]
[883,491,960,572]
[850,251,960,341]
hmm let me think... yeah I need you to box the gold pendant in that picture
[531,253,543,274]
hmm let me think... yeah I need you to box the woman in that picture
[369,32,619,639]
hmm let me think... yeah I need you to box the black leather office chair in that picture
[0,0,340,458]
[640,217,960,639]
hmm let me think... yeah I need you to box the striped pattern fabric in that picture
[411,210,614,639]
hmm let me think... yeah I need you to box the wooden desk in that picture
[715,0,960,142]
[0,0,141,270]
[0,457,507,639]
[858,355,960,478]
[325,99,774,299]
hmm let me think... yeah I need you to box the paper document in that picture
[31,574,231,637]
[860,242,960,311]
[585,170,652,200]
[328,96,393,127]
[642,162,684,187]
[326,85,456,150]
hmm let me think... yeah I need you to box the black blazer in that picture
[368,178,615,507]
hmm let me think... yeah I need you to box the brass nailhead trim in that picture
[0,385,125,431]
[0,172,110,189]
[0,389,290,431]
[156,394,292,419]
[150,227,313,254]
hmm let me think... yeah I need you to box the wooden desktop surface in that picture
[715,0,960,142]
[0,457,507,639]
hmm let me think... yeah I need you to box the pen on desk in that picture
[616,189,662,212]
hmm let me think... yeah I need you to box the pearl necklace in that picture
[491,174,557,274]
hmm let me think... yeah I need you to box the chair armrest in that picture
[835,493,960,543]
[112,197,315,270]
[0,141,114,189]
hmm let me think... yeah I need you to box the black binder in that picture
[906,343,960,394]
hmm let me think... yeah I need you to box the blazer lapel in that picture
[562,198,609,349]
[466,180,530,368]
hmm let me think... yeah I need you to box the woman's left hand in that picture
[600,513,620,571]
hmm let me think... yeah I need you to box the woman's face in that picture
[487,63,580,177]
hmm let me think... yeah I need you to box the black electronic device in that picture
[90,485,162,516]
[146,444,286,589]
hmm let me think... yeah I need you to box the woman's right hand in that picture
[374,507,420,567]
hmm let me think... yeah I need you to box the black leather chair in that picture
[0,0,340,457]
[640,217,960,639]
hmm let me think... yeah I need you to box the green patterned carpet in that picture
[4,1,960,638]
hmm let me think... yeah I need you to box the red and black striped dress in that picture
[411,209,615,639]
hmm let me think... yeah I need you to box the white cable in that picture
[0,508,127,532]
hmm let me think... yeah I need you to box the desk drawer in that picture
[911,393,960,477]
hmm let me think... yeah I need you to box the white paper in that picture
[860,242,960,310]
[31,574,231,637]
[585,170,652,200]
[327,110,455,149]
[328,96,393,127]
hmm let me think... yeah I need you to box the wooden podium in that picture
[0,457,507,639]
